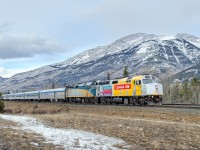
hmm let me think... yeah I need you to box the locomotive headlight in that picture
[155,85,158,91]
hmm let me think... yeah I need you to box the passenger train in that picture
[2,75,163,105]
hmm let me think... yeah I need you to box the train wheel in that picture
[139,98,145,106]
[85,98,89,104]
[106,98,111,104]
[69,98,73,103]
[100,98,106,104]
[81,98,84,104]
[110,99,113,105]
[130,98,136,105]
[92,98,97,104]
[144,101,148,106]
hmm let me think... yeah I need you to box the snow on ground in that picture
[0,114,130,150]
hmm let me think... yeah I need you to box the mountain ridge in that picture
[1,33,200,92]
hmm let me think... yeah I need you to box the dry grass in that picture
[3,101,200,149]
[4,101,200,124]
[4,102,70,115]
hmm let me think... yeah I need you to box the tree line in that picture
[162,77,200,104]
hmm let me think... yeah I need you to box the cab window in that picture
[136,80,141,85]
[142,79,152,84]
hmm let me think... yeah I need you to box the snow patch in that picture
[136,46,147,54]
[160,35,176,41]
[0,115,130,150]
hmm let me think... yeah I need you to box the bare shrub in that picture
[0,100,4,113]
[4,109,13,114]
[32,104,38,109]
[14,108,22,114]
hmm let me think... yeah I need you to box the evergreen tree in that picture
[52,81,55,89]
[107,72,110,80]
[191,77,199,86]
[190,77,200,104]
[123,66,128,77]
[182,82,191,103]
[171,82,180,103]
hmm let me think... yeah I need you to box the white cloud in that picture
[74,0,200,37]
[0,66,39,78]
[0,34,65,59]
[0,67,19,78]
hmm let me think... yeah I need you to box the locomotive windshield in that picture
[142,79,152,84]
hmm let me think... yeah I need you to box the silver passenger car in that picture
[24,91,40,100]
[40,88,65,101]
[15,93,25,100]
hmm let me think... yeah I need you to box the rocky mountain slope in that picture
[0,76,7,83]
[0,33,200,92]
[171,63,200,82]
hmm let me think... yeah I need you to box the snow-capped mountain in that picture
[1,33,200,92]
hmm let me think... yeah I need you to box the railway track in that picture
[160,104,200,109]
[4,100,200,110]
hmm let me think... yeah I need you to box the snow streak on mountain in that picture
[1,33,200,92]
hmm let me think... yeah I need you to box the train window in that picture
[127,79,131,83]
[68,85,73,88]
[86,82,92,85]
[105,81,110,84]
[145,75,151,79]
[112,81,118,84]
[91,81,96,85]
[136,80,141,85]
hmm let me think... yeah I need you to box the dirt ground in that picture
[2,101,200,149]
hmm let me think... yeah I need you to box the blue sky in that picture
[0,0,200,77]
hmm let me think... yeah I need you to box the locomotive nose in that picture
[144,83,163,95]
